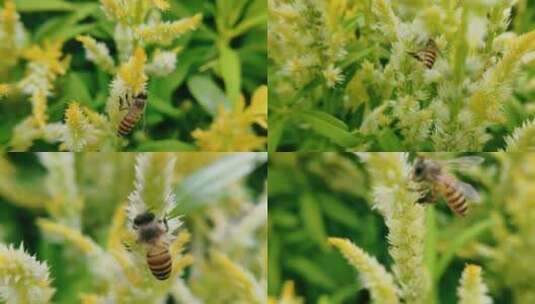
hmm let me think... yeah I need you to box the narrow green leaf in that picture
[171,153,267,215]
[299,193,328,251]
[296,110,363,148]
[135,140,195,152]
[226,0,249,27]
[302,110,348,130]
[34,4,99,41]
[149,96,183,119]
[218,43,241,104]
[268,116,286,153]
[434,218,494,283]
[14,0,75,12]
[286,257,337,289]
[229,14,267,38]
[52,24,96,42]
[268,235,281,295]
[319,195,359,229]
[187,75,230,116]
[377,129,402,151]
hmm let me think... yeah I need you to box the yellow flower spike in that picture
[118,47,148,95]
[107,203,128,250]
[100,0,128,23]
[82,106,108,128]
[0,243,55,304]
[0,83,11,98]
[0,0,24,66]
[23,40,66,76]
[192,88,267,151]
[469,29,535,124]
[211,250,263,304]
[326,0,347,30]
[172,253,194,276]
[268,281,303,304]
[31,90,48,128]
[8,117,43,151]
[137,13,203,45]
[247,85,268,129]
[1,0,17,34]
[65,102,85,131]
[37,218,100,255]
[80,293,102,304]
[170,230,191,256]
[329,238,400,304]
[151,0,170,10]
[109,248,144,286]
[64,102,100,151]
[458,264,492,304]
[0,155,45,208]
[505,119,535,152]
[76,35,115,73]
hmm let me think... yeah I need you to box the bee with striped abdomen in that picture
[133,211,172,280]
[411,156,482,216]
[408,38,439,69]
[117,92,147,137]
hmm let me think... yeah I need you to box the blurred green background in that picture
[0,0,266,151]
[268,152,534,304]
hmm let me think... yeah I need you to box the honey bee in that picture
[411,156,482,216]
[408,39,439,69]
[117,92,147,137]
[132,211,172,280]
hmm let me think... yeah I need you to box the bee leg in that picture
[163,217,169,232]
[416,189,437,205]
[118,95,131,111]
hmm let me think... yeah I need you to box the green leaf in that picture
[377,129,402,151]
[299,193,328,251]
[218,43,241,104]
[34,4,99,41]
[230,14,267,38]
[187,75,230,116]
[14,0,76,12]
[268,116,286,153]
[65,73,92,103]
[318,195,359,229]
[434,218,494,283]
[286,257,337,289]
[135,140,195,152]
[52,24,96,42]
[171,153,267,215]
[149,96,183,119]
[268,235,282,295]
[226,0,249,27]
[296,110,363,148]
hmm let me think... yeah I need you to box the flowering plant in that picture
[0,0,266,151]
[269,0,535,152]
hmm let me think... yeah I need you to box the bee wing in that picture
[456,180,481,203]
[439,156,484,170]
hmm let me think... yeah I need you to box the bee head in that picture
[413,157,427,182]
[133,92,147,108]
[133,212,155,229]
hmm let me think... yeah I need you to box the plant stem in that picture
[425,206,438,304]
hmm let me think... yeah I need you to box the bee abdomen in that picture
[444,185,468,216]
[117,111,142,137]
[421,49,437,68]
[147,246,172,280]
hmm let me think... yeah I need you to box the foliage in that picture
[0,0,266,152]
[0,152,267,303]
[268,152,533,303]
[269,0,535,152]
